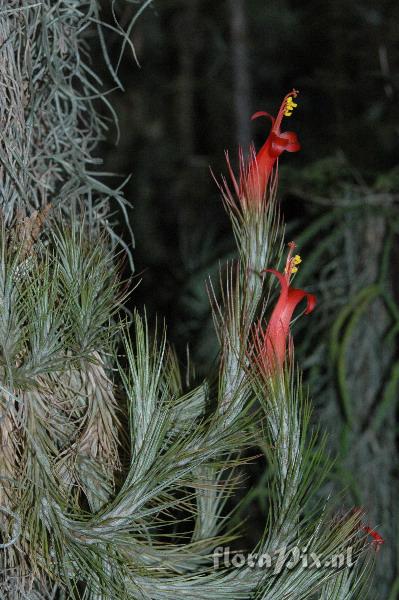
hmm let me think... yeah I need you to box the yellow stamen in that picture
[293,255,302,265]
[284,96,298,117]
[291,266,298,274]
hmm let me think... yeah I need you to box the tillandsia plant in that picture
[0,2,385,598]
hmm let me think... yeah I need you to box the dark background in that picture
[95,1,399,596]
[98,0,398,367]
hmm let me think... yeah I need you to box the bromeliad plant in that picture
[0,2,381,595]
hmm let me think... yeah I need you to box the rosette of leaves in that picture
[0,214,124,596]
[0,205,374,599]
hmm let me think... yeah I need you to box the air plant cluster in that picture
[0,2,381,599]
[0,0,134,263]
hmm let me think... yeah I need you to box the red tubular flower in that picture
[256,243,316,372]
[217,90,300,213]
[362,526,384,551]
[349,508,384,552]
[246,90,301,202]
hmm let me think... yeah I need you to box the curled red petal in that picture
[269,132,290,158]
[270,131,301,157]
[266,269,316,315]
[251,111,275,125]
[284,288,316,329]
[304,292,317,314]
[279,131,301,153]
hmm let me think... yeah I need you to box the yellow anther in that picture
[293,255,302,265]
[284,96,298,117]
[291,266,298,274]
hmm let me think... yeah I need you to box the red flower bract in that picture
[362,526,384,551]
[246,90,301,202]
[350,509,384,552]
[255,244,316,373]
